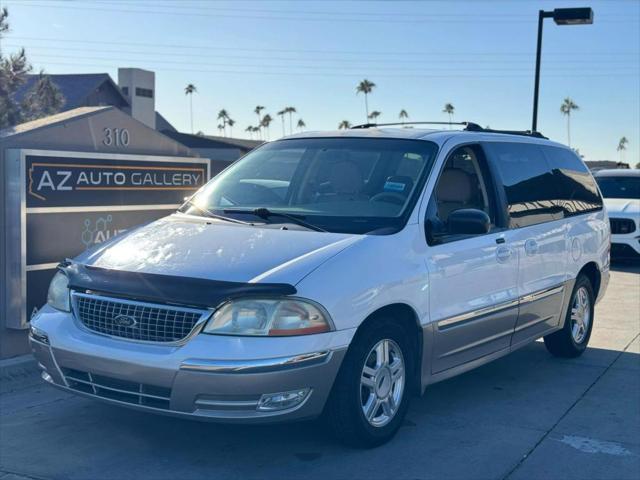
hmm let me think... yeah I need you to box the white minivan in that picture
[30,126,610,447]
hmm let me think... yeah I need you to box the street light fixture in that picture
[531,7,594,132]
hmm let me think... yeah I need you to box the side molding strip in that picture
[437,299,519,330]
[437,283,566,331]
[520,285,565,305]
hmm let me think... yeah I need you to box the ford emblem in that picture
[113,314,138,328]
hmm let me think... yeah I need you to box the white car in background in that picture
[594,169,640,262]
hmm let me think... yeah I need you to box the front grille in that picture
[610,218,636,235]
[72,292,208,343]
[61,367,172,410]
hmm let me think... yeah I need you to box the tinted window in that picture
[486,142,562,228]
[542,146,603,215]
[595,176,640,199]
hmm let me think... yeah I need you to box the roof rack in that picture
[351,121,472,129]
[463,123,548,139]
[350,121,547,139]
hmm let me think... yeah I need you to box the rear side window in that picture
[485,142,562,228]
[542,146,603,215]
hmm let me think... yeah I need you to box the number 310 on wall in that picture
[103,128,131,147]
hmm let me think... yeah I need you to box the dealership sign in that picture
[26,155,207,207]
[5,149,209,328]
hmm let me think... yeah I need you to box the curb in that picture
[0,354,38,382]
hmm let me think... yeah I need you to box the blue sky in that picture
[2,0,639,164]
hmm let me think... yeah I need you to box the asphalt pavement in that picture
[1,264,638,480]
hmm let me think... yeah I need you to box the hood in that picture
[603,198,640,215]
[74,214,362,285]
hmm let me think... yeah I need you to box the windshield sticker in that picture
[384,181,406,192]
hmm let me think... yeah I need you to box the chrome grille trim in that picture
[71,292,212,344]
[61,367,172,410]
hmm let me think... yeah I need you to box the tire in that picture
[544,274,595,358]
[325,319,414,448]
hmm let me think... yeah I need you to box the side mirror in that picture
[448,209,490,235]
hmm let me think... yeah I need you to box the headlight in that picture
[47,271,70,312]
[203,298,332,336]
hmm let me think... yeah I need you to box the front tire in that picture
[325,320,414,448]
[544,274,595,358]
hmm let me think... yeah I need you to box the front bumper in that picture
[30,305,352,423]
[610,237,640,261]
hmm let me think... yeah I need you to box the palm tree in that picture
[560,97,579,147]
[217,124,224,136]
[284,106,297,134]
[617,136,629,162]
[245,125,253,139]
[254,106,265,138]
[277,109,286,136]
[184,84,197,134]
[252,126,261,138]
[442,103,455,128]
[227,118,235,137]
[217,109,229,136]
[297,119,306,132]
[261,114,273,140]
[338,120,352,130]
[356,79,376,123]
[399,109,409,125]
[368,110,381,124]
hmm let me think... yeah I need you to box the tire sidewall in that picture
[566,276,595,352]
[343,321,414,445]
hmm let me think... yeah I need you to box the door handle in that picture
[525,239,539,255]
[496,246,512,262]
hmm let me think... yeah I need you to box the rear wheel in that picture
[544,274,594,358]
[325,320,413,447]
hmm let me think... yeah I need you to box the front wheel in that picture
[544,274,595,358]
[325,320,414,448]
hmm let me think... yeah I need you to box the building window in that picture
[135,87,153,98]
[121,86,129,96]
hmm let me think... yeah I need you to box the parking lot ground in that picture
[1,265,638,480]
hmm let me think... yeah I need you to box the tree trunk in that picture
[365,94,369,122]
[567,114,571,147]
[189,95,194,134]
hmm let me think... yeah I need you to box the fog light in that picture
[257,388,311,412]
[30,326,50,345]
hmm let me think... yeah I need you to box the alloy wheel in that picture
[360,338,405,428]
[571,286,591,344]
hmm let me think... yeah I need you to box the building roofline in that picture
[0,106,113,139]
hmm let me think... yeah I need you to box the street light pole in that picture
[532,11,553,133]
[530,7,593,133]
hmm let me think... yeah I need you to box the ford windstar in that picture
[31,124,610,446]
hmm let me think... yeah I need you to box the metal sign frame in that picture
[5,148,209,329]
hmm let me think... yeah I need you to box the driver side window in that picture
[427,144,496,244]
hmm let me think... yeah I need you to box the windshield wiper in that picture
[223,207,327,232]
[183,200,254,226]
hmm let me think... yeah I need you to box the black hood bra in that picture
[59,261,297,308]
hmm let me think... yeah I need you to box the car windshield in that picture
[595,176,640,199]
[180,137,439,234]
